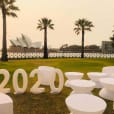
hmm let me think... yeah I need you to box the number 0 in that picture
[13,69,28,94]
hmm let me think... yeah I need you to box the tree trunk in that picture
[81,28,84,58]
[1,6,8,61]
[43,27,48,58]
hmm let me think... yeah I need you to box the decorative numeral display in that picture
[0,68,64,94]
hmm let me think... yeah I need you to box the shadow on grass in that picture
[8,87,114,114]
[8,87,71,114]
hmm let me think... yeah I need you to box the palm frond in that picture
[48,19,52,24]
[37,26,44,31]
[37,17,54,30]
[8,5,19,11]
[0,0,19,17]
[74,27,81,35]
[6,12,17,17]
[74,18,94,35]
[7,0,15,4]
[38,20,42,24]
[49,24,54,29]
[85,27,91,31]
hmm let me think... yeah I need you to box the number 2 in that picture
[0,69,10,93]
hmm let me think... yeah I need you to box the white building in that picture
[9,34,42,52]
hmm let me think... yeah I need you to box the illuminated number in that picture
[0,69,10,93]
[30,69,45,94]
[13,69,28,94]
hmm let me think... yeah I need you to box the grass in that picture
[0,58,114,114]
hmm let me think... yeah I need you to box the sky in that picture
[0,0,114,49]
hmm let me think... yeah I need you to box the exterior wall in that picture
[102,41,114,53]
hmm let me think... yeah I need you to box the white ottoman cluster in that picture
[65,66,114,114]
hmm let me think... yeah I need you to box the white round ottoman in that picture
[64,72,84,87]
[65,94,107,114]
[102,66,114,78]
[38,66,56,85]
[67,80,96,94]
[87,72,108,88]
[99,78,114,101]
[0,93,13,114]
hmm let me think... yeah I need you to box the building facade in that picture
[102,41,114,53]
[9,34,42,52]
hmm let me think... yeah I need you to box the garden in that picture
[0,58,114,114]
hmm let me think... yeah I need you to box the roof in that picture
[10,34,41,48]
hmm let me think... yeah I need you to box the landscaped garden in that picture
[0,58,114,114]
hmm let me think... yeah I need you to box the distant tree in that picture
[110,34,114,48]
[109,26,114,48]
[85,45,100,49]
[60,44,81,52]
[74,18,94,58]
[37,17,54,58]
[0,0,19,61]
[68,45,81,50]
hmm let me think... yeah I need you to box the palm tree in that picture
[37,17,54,58]
[0,0,19,61]
[74,18,94,58]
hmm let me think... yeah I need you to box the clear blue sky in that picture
[0,0,114,49]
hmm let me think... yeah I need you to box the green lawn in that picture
[0,58,114,114]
